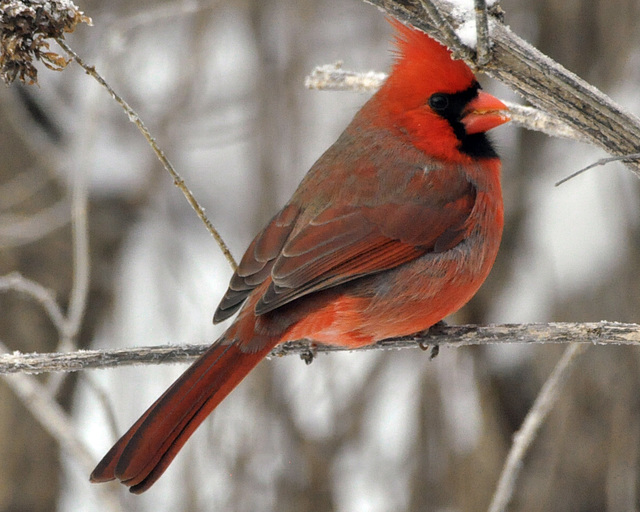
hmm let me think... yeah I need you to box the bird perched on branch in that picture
[91,18,509,493]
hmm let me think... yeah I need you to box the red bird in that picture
[91,20,509,493]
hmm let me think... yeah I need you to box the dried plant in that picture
[0,0,90,84]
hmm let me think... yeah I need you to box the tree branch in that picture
[1,321,638,375]
[305,64,586,142]
[474,0,490,66]
[417,0,472,61]
[488,343,588,512]
[54,38,238,271]
[0,341,124,511]
[0,272,67,333]
[364,0,640,176]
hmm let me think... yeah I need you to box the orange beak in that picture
[461,91,510,135]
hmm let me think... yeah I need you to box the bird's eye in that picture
[429,93,449,112]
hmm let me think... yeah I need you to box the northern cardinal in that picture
[91,19,509,493]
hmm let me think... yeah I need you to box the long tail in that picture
[90,336,278,493]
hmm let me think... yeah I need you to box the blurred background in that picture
[1,0,640,510]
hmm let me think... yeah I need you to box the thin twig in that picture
[114,0,221,35]
[0,272,67,333]
[0,342,123,512]
[0,200,70,248]
[45,87,96,394]
[488,343,589,512]
[0,322,636,375]
[0,168,51,211]
[474,0,490,66]
[64,121,91,342]
[82,374,121,441]
[555,153,640,186]
[54,39,238,271]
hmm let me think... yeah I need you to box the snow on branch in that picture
[1,3,638,509]
[365,0,640,176]
[1,321,639,375]
[305,63,587,142]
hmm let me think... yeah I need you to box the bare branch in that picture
[0,321,637,375]
[488,343,589,512]
[0,168,51,211]
[0,357,95,468]
[555,152,640,186]
[0,272,67,333]
[417,0,473,61]
[304,62,387,92]
[64,129,90,342]
[113,0,222,35]
[364,0,640,176]
[305,64,584,142]
[0,341,123,510]
[53,39,238,271]
[474,0,490,66]
[505,102,587,142]
[82,374,121,441]
[0,199,70,248]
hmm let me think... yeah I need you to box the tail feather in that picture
[90,337,277,493]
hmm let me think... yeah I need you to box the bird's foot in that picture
[417,320,448,359]
[300,343,317,365]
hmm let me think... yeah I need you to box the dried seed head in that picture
[0,0,91,84]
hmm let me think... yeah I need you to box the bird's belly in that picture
[282,233,497,348]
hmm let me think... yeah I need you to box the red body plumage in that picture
[91,20,509,493]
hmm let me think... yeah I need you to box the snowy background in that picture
[1,0,640,511]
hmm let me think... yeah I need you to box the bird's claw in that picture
[417,320,448,359]
[300,344,317,365]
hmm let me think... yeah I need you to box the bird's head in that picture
[376,19,509,163]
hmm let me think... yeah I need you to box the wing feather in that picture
[215,163,478,320]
